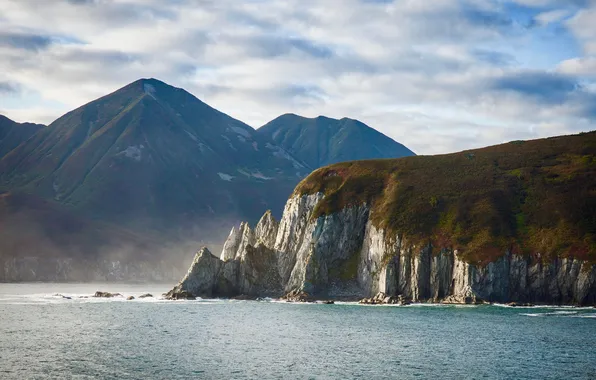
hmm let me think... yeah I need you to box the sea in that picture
[0,283,595,380]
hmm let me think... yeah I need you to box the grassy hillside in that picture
[295,131,596,265]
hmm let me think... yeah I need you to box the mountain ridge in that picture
[258,112,415,169]
[0,114,44,159]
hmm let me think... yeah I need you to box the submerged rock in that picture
[53,293,72,300]
[321,300,335,304]
[94,291,121,298]
[359,292,410,305]
[506,302,534,307]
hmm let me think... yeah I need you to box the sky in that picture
[0,0,595,154]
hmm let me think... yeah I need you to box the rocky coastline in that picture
[166,194,596,306]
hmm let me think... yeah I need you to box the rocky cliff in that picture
[168,132,596,305]
[168,193,596,304]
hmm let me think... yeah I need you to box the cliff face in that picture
[168,193,596,305]
[168,132,596,304]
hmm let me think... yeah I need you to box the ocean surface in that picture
[1,283,595,380]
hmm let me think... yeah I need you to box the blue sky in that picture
[0,0,595,154]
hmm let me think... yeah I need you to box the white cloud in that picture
[0,0,595,154]
[534,9,569,25]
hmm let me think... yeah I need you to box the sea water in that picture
[1,283,595,379]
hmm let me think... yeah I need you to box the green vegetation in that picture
[295,132,596,265]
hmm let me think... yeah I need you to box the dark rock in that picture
[506,302,534,307]
[321,300,335,304]
[127,296,135,300]
[165,290,196,300]
[138,293,153,298]
[282,289,312,302]
[94,291,121,298]
[359,293,410,305]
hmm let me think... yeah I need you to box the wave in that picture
[521,311,580,317]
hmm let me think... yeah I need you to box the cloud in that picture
[0,31,52,51]
[491,71,580,103]
[0,81,19,94]
[0,0,594,154]
[558,56,596,76]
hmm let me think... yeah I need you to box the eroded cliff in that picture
[168,193,596,304]
[167,132,596,304]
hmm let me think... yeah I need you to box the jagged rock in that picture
[127,296,135,300]
[359,292,409,305]
[139,293,153,298]
[254,210,279,248]
[169,192,596,305]
[283,289,312,302]
[167,290,196,300]
[94,291,121,298]
[321,300,335,304]
[165,247,222,300]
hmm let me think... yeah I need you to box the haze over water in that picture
[1,283,595,379]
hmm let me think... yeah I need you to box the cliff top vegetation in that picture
[295,131,596,264]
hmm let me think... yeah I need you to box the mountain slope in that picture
[0,79,307,234]
[0,115,44,159]
[258,113,415,168]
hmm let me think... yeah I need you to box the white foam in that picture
[217,172,234,181]
[521,311,579,317]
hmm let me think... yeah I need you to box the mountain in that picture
[0,79,308,236]
[167,131,596,305]
[258,113,415,168]
[0,115,44,159]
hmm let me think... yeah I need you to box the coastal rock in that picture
[127,296,135,300]
[170,192,596,305]
[282,289,312,302]
[166,247,222,299]
[139,293,153,298]
[94,291,121,298]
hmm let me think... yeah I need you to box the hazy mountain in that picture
[258,113,415,168]
[0,191,197,282]
[0,115,44,159]
[0,79,308,236]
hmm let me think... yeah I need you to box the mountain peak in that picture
[258,113,415,168]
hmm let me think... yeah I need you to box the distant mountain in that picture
[0,115,44,159]
[0,191,194,282]
[0,79,308,236]
[258,113,415,168]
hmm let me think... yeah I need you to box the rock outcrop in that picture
[166,247,222,299]
[168,193,596,305]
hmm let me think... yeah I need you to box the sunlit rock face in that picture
[168,193,596,305]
